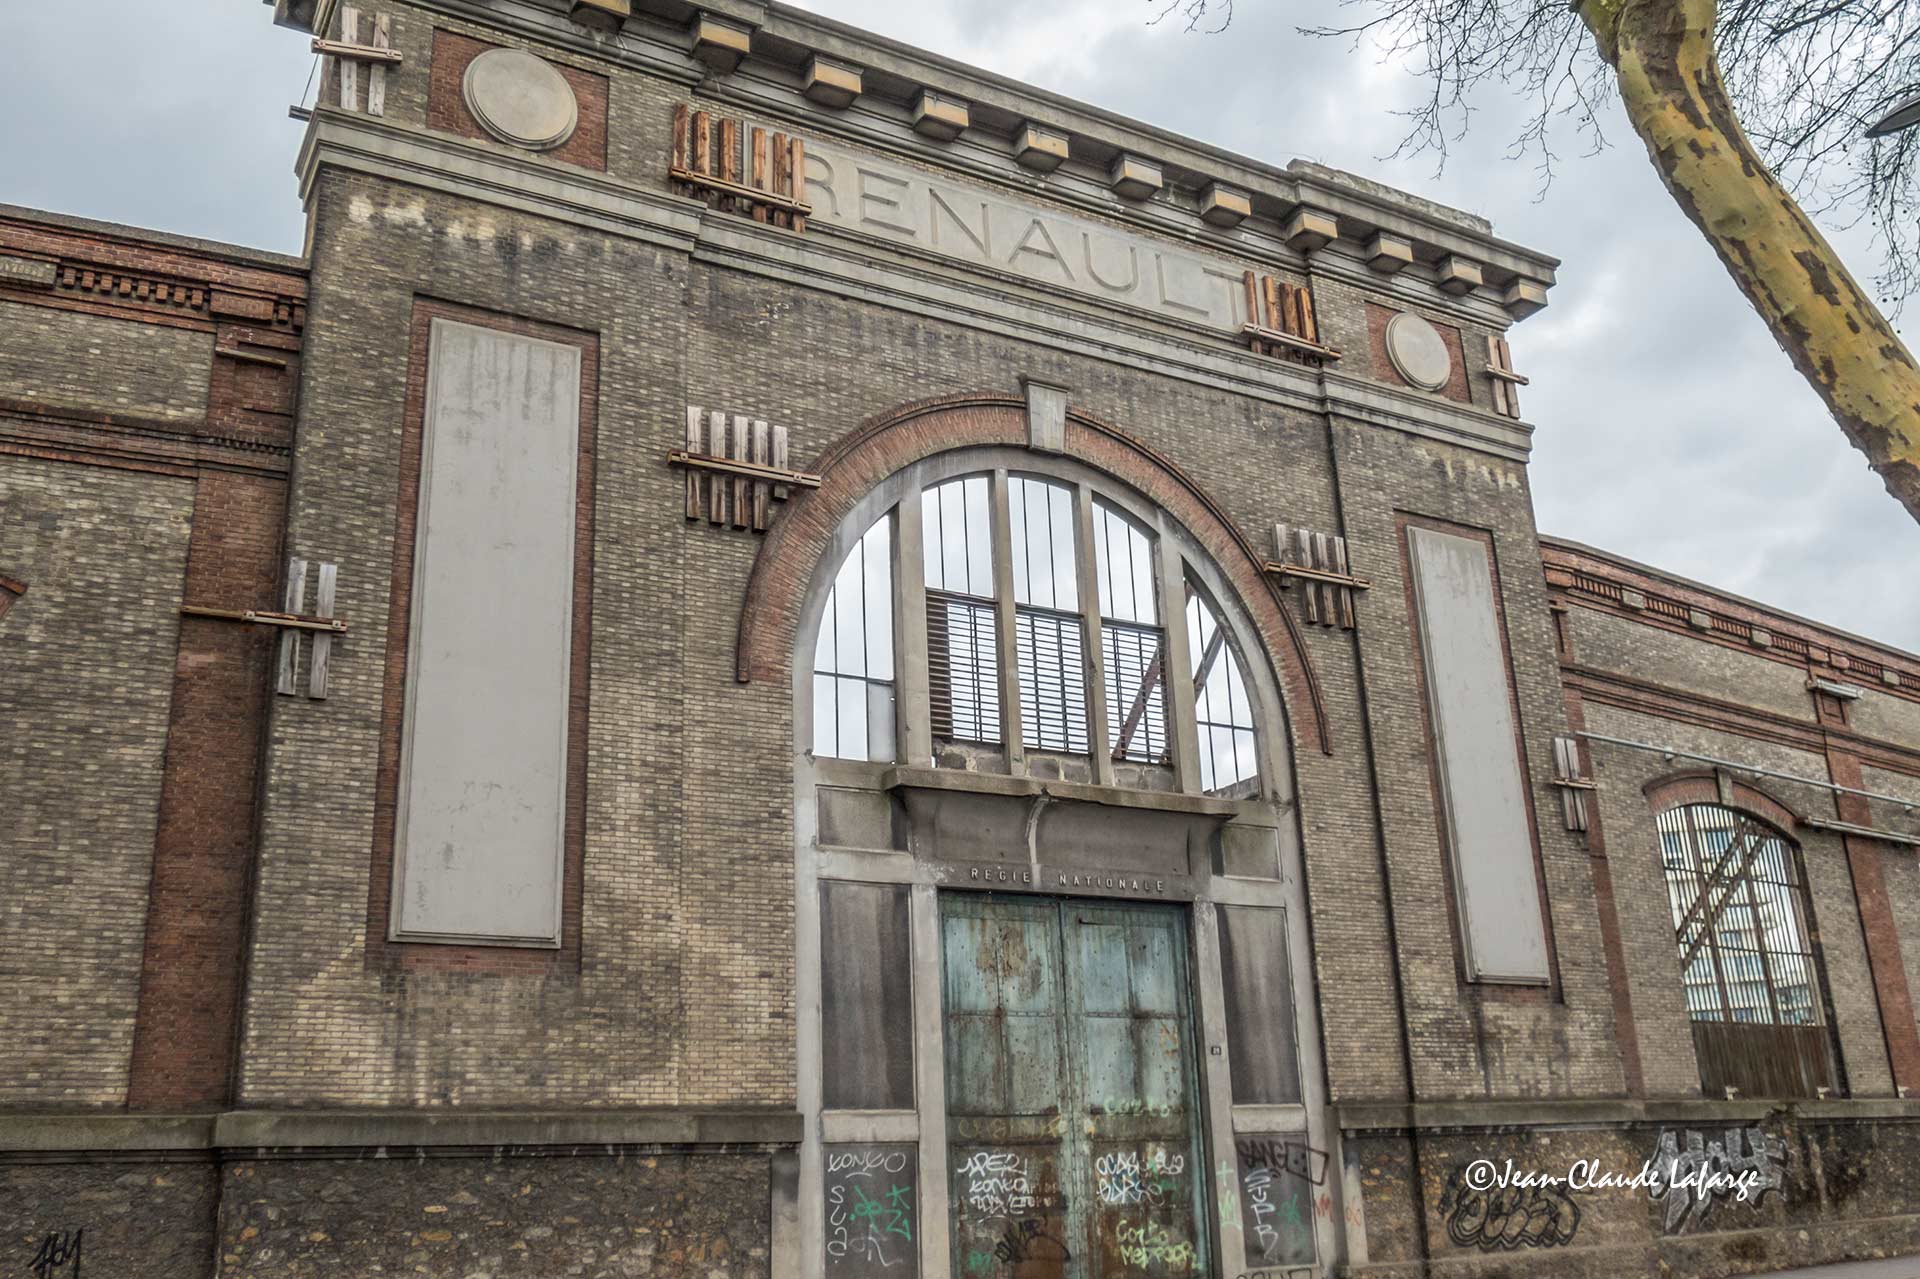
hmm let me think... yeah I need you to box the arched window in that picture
[1187,587,1258,796]
[1656,801,1836,1096]
[811,512,894,762]
[807,459,1269,799]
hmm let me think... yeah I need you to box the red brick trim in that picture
[1564,689,1645,1095]
[1544,540,1920,702]
[362,298,597,975]
[734,392,1333,756]
[1367,302,1473,405]
[128,471,287,1109]
[1396,513,1558,992]
[1644,771,1803,834]
[427,29,609,173]
[1826,747,1920,1093]
[0,574,23,623]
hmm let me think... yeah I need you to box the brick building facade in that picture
[2,1,1918,1275]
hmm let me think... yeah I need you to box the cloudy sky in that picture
[4,0,1914,646]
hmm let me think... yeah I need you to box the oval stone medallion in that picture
[1384,311,1453,392]
[462,48,578,151]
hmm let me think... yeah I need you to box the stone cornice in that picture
[268,0,1557,318]
[301,110,1539,462]
[1543,537,1920,700]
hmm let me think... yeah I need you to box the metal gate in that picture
[941,894,1208,1279]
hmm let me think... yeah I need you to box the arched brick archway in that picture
[1644,770,1802,834]
[735,392,1333,755]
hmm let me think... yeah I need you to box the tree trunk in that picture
[1579,0,1920,524]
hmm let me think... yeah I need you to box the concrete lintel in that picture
[213,1108,804,1150]
[1337,1096,1920,1136]
[883,765,1240,818]
[1014,122,1069,172]
[0,1113,216,1154]
[690,12,754,72]
[911,89,969,141]
[802,54,862,108]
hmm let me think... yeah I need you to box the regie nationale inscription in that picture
[801,142,1252,334]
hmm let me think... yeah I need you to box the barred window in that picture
[1658,804,1820,1026]
[1010,475,1089,753]
[924,476,1001,744]
[807,460,1273,797]
[813,513,896,762]
[1187,587,1258,795]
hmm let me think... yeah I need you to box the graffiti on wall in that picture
[1649,1126,1788,1234]
[1439,1166,1581,1251]
[825,1145,918,1276]
[1234,1135,1322,1267]
[30,1230,82,1279]
[1094,1148,1186,1208]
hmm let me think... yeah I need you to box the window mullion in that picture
[1155,514,1203,792]
[895,496,934,767]
[1073,485,1116,787]
[988,469,1027,773]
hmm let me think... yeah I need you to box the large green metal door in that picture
[942,895,1208,1279]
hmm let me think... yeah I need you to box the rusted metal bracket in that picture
[1239,323,1341,363]
[675,407,822,532]
[310,36,402,63]
[667,168,813,219]
[181,605,347,634]
[1551,735,1596,832]
[1265,524,1367,629]
[666,452,824,490]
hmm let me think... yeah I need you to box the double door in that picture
[941,895,1208,1279]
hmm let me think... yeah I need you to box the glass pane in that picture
[837,676,868,762]
[866,683,896,764]
[863,518,894,680]
[1093,500,1156,625]
[1188,586,1259,793]
[1009,476,1076,610]
[814,672,838,759]
[813,512,897,761]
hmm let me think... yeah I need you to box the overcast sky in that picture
[4,0,1914,647]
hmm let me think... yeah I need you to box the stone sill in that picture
[0,1107,802,1155]
[883,764,1243,818]
[1335,1096,1920,1135]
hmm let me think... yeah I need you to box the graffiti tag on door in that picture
[826,1144,918,1277]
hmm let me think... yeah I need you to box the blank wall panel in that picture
[1406,526,1549,982]
[820,881,915,1109]
[1217,904,1302,1104]
[391,319,581,945]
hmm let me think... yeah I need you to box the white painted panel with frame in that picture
[1406,525,1549,982]
[391,318,580,946]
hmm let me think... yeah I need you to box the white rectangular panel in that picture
[1406,526,1549,982]
[392,319,580,945]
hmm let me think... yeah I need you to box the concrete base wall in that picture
[1,1120,788,1279]
[1346,1106,1920,1277]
